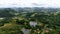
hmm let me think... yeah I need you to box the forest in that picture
[0,7,60,34]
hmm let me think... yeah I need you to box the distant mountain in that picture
[0,7,59,17]
[13,7,59,13]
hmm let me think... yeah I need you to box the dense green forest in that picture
[0,7,60,34]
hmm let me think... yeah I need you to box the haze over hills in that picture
[0,7,59,17]
[0,0,60,34]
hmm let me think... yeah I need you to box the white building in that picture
[29,21,37,27]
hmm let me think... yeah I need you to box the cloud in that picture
[0,0,60,8]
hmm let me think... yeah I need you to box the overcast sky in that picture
[0,0,60,8]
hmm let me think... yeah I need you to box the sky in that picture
[0,0,60,8]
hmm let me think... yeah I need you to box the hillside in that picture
[0,7,60,34]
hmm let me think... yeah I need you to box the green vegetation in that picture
[0,7,60,34]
